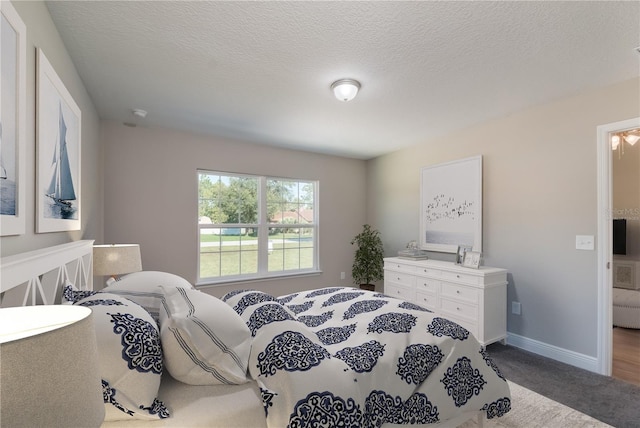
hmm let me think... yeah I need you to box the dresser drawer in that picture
[385,261,417,274]
[385,283,416,302]
[385,271,415,287]
[416,277,439,294]
[415,291,437,311]
[440,270,480,285]
[441,283,479,304]
[440,297,478,322]
[415,266,442,278]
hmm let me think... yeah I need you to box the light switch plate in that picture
[576,235,595,250]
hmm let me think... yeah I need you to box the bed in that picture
[0,241,511,427]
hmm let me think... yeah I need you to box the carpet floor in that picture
[458,381,611,427]
[485,343,640,428]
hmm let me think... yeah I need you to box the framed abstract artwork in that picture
[0,1,27,236]
[420,155,482,253]
[36,48,82,233]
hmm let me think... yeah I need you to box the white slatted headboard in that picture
[1,240,94,307]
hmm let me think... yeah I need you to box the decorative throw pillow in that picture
[159,286,251,385]
[75,293,169,421]
[102,271,194,322]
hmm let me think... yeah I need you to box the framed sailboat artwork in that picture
[36,48,81,233]
[0,1,27,236]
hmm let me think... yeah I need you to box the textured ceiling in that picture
[47,1,640,159]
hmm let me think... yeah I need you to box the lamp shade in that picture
[0,305,105,427]
[93,244,142,277]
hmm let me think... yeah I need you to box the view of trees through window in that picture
[198,171,317,283]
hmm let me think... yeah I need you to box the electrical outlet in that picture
[340,272,346,280]
[512,301,521,315]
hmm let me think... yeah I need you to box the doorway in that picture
[596,117,640,376]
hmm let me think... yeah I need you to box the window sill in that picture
[195,270,323,288]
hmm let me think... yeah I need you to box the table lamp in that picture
[0,305,105,427]
[93,244,142,280]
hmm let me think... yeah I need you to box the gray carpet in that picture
[459,381,611,427]
[486,343,640,428]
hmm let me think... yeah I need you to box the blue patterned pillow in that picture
[75,293,169,421]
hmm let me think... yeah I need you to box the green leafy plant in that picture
[351,224,384,287]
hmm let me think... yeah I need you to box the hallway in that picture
[612,327,640,387]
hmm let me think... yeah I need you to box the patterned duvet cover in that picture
[222,287,510,427]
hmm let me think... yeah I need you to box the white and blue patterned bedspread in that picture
[222,287,510,427]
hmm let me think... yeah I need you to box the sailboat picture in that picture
[37,48,81,233]
[45,103,77,212]
[0,122,17,217]
[1,0,26,237]
[2,11,18,218]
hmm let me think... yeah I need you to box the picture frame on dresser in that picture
[0,1,27,236]
[462,251,482,269]
[456,245,472,265]
[420,156,482,253]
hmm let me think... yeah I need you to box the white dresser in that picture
[384,257,508,345]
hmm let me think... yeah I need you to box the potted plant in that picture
[351,224,384,291]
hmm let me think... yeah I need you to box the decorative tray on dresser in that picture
[384,257,508,346]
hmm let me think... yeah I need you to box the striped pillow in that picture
[159,286,251,385]
[102,271,194,322]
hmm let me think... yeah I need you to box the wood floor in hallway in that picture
[612,326,640,387]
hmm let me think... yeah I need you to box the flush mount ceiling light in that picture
[331,79,361,102]
[132,108,147,118]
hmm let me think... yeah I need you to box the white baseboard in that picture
[506,332,599,374]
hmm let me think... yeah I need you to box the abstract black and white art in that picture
[37,48,81,233]
[420,156,482,253]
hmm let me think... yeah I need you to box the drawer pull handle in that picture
[456,275,460,278]
[456,290,460,294]
[456,307,460,311]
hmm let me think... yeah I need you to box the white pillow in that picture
[75,293,169,421]
[102,271,194,322]
[159,286,251,385]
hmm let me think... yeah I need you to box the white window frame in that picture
[196,170,319,286]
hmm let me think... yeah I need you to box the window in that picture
[197,171,318,284]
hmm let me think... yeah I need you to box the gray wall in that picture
[101,121,366,298]
[367,77,640,358]
[0,1,102,257]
